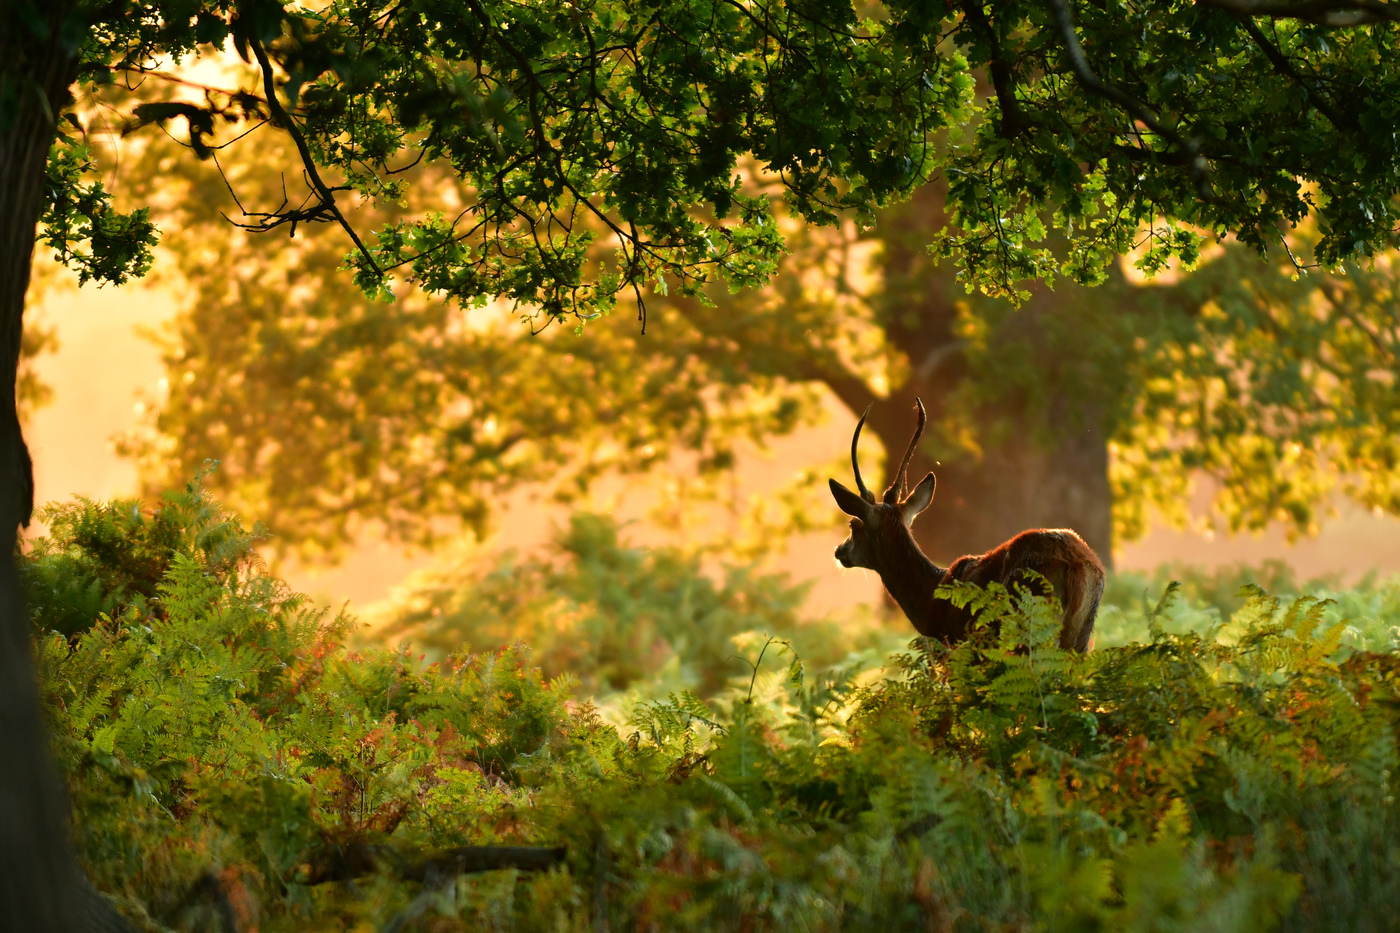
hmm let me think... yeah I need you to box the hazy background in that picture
[27,279,1400,616]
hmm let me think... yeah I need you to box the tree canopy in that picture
[937,0,1400,296]
[27,0,1400,318]
[34,0,968,322]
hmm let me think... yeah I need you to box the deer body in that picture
[831,402,1105,651]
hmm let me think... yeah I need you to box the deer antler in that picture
[851,405,875,503]
[885,398,926,505]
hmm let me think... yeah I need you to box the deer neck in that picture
[875,530,946,625]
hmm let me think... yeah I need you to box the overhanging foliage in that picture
[28,1,1400,313]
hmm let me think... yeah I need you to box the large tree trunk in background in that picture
[0,5,111,931]
[840,187,1116,569]
[870,382,1114,569]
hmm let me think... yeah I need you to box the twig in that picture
[732,635,790,703]
[110,65,271,106]
[247,38,383,278]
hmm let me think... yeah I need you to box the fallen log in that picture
[304,844,568,886]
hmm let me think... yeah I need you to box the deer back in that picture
[933,529,1106,651]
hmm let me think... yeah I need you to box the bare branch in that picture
[915,339,968,381]
[246,38,383,279]
[113,65,271,107]
[303,843,567,886]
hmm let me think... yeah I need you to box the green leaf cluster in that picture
[29,482,1400,931]
[60,0,972,321]
[39,134,158,286]
[1112,244,1400,539]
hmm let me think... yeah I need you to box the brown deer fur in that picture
[830,400,1106,651]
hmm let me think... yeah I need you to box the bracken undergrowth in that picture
[24,480,1400,932]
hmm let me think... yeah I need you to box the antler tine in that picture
[851,404,875,503]
[888,398,926,504]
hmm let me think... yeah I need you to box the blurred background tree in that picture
[116,131,1400,571]
[37,0,1400,578]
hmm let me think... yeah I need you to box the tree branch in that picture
[112,65,270,108]
[1319,279,1399,364]
[959,2,1027,138]
[1046,0,1212,199]
[1198,0,1400,26]
[915,339,968,381]
[1109,143,1193,165]
[1237,17,1353,129]
[303,843,567,886]
[247,38,383,279]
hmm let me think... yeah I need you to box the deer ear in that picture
[901,473,935,526]
[830,478,874,520]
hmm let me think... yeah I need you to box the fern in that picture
[26,483,1400,932]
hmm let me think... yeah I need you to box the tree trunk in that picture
[873,385,1114,569]
[830,186,1117,569]
[0,5,110,930]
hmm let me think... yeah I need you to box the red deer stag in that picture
[829,400,1105,651]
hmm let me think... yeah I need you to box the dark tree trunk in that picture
[0,5,113,931]
[825,186,1117,569]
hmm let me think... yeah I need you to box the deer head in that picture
[829,399,936,570]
